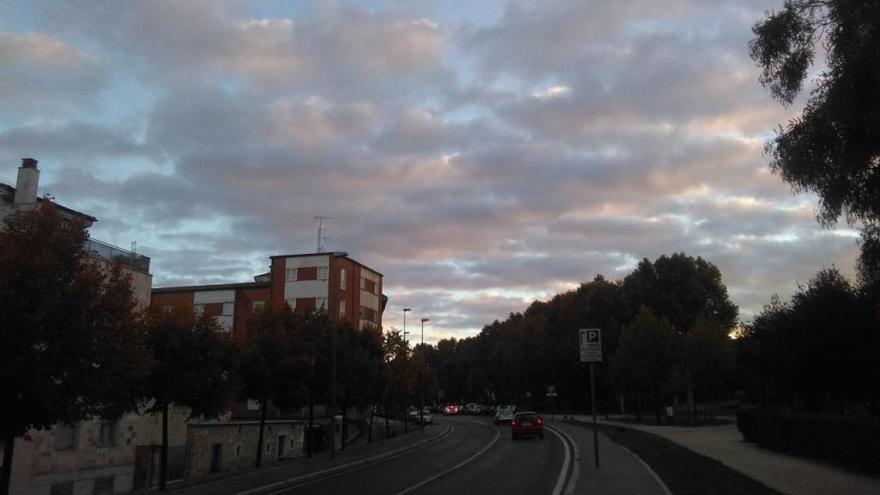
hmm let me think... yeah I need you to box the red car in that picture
[511,411,544,439]
[443,404,461,415]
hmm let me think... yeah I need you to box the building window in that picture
[98,420,116,447]
[359,306,365,320]
[93,475,114,495]
[247,399,261,411]
[55,423,78,450]
[285,268,297,281]
[360,277,366,290]
[252,301,265,312]
[339,300,346,318]
[193,303,204,315]
[316,297,327,310]
[266,443,273,453]
[50,482,74,495]
[162,305,173,315]
[285,298,295,309]
[222,302,234,316]
[236,445,242,456]
[317,266,328,281]
[340,269,346,289]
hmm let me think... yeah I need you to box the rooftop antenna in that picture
[315,216,332,252]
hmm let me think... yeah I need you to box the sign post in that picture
[579,328,602,469]
[546,385,557,420]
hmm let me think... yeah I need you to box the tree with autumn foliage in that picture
[0,202,149,495]
[143,309,240,490]
[239,305,309,467]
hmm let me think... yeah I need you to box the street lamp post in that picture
[420,318,430,430]
[402,308,411,434]
[330,318,336,459]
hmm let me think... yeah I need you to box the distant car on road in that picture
[494,405,516,424]
[510,411,544,439]
[464,403,483,415]
[443,404,461,415]
[414,408,433,425]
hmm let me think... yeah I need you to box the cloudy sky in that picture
[0,0,861,342]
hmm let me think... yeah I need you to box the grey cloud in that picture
[0,31,107,116]
[35,1,450,99]
[4,0,864,340]
[0,121,152,163]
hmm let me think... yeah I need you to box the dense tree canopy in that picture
[421,253,738,416]
[144,309,239,490]
[623,254,738,333]
[737,268,879,413]
[750,0,880,227]
[239,305,310,467]
[0,203,149,495]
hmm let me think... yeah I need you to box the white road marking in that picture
[234,426,454,495]
[546,425,574,495]
[393,423,501,495]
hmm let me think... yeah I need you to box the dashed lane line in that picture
[392,422,501,495]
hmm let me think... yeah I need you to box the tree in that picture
[736,296,794,407]
[611,308,677,424]
[143,310,239,490]
[382,330,412,435]
[335,323,384,447]
[623,253,738,333]
[0,202,148,495]
[750,1,880,227]
[738,269,876,413]
[857,225,880,290]
[238,305,309,467]
[680,315,735,420]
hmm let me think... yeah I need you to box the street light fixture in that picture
[420,318,430,430]
[402,308,411,433]
[403,308,411,345]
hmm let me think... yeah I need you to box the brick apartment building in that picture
[152,252,387,341]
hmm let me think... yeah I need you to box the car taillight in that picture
[511,420,518,426]
[536,418,543,425]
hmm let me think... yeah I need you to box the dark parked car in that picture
[511,411,544,439]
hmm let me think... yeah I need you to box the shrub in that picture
[737,409,880,474]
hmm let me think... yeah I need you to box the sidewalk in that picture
[167,425,449,495]
[572,415,880,495]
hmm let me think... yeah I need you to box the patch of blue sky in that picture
[0,1,38,32]
[91,75,157,137]
[612,252,640,273]
[446,287,552,304]
[243,0,312,20]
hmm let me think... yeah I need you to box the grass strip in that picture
[569,420,783,495]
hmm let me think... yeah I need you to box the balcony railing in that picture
[85,238,151,274]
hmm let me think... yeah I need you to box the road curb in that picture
[546,424,579,495]
[235,425,454,495]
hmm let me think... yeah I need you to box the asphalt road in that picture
[270,415,568,495]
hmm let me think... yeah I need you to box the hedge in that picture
[737,409,880,474]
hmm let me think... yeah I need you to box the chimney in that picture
[14,158,40,206]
